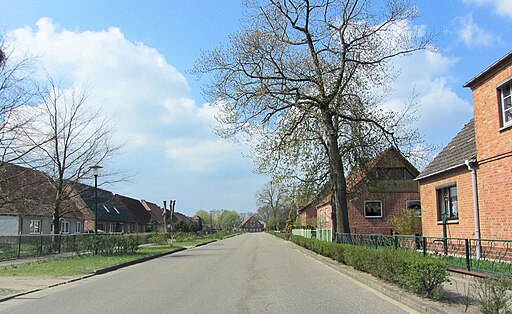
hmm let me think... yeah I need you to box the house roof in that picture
[464,50,512,89]
[116,194,152,225]
[73,182,135,223]
[346,147,420,190]
[416,119,476,181]
[0,163,84,220]
[140,200,163,225]
[240,214,263,228]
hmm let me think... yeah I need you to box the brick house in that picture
[315,147,420,236]
[116,194,153,233]
[71,183,135,233]
[417,51,512,240]
[0,163,85,235]
[239,214,264,232]
[140,199,165,232]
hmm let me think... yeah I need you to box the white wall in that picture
[0,216,19,236]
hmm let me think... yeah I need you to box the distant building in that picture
[239,214,264,232]
[0,163,85,235]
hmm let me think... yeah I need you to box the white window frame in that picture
[436,184,458,223]
[60,220,70,234]
[364,200,383,218]
[75,222,82,233]
[29,220,42,234]
[498,81,512,128]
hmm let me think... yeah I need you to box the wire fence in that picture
[0,233,152,262]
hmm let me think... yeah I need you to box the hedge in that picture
[271,233,449,299]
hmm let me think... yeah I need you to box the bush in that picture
[473,275,512,314]
[147,233,168,245]
[403,256,448,299]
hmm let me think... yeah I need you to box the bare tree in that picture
[20,73,123,234]
[255,181,289,229]
[195,0,430,235]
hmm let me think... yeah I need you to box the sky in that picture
[0,0,510,216]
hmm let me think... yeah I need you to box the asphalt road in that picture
[0,233,416,314]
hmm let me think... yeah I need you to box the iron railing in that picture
[335,233,512,276]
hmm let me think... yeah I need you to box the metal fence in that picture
[335,233,512,276]
[0,234,96,261]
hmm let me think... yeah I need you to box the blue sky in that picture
[0,0,510,216]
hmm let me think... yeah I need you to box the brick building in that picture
[240,214,264,232]
[417,51,512,240]
[315,147,420,236]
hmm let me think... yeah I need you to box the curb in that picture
[194,239,217,247]
[0,244,206,303]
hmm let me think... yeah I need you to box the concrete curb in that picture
[194,239,217,247]
[0,244,200,303]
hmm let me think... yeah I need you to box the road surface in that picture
[0,233,416,313]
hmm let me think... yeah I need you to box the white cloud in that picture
[384,50,473,149]
[456,13,501,48]
[464,0,512,18]
[6,17,237,175]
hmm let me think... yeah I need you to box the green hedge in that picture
[81,235,140,255]
[272,234,449,299]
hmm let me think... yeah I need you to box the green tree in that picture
[389,208,422,235]
[194,210,210,222]
[219,210,242,231]
[195,0,430,235]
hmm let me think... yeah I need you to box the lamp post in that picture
[90,165,103,235]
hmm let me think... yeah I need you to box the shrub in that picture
[403,256,448,299]
[147,233,168,245]
[473,275,512,314]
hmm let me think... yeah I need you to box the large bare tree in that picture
[20,74,123,234]
[195,0,429,235]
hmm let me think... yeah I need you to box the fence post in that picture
[422,237,427,257]
[465,238,471,271]
[58,235,62,254]
[39,235,43,256]
[17,234,22,259]
[394,235,398,249]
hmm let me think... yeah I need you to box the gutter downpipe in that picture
[465,159,481,259]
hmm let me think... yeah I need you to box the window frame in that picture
[29,219,42,234]
[75,222,82,233]
[497,79,512,129]
[364,200,383,218]
[60,220,70,234]
[436,183,459,223]
[406,200,421,217]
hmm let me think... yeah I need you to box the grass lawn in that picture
[0,244,183,277]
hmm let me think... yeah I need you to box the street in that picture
[0,233,415,313]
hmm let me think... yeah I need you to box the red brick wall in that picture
[419,168,475,238]
[348,191,420,235]
[470,62,512,240]
[315,190,420,235]
[297,204,317,227]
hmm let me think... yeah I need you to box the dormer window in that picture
[498,80,512,128]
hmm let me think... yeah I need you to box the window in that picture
[103,205,110,213]
[29,220,42,234]
[60,220,70,234]
[75,222,82,233]
[113,207,120,214]
[406,200,421,217]
[364,201,382,218]
[498,81,512,127]
[326,209,330,223]
[436,185,458,222]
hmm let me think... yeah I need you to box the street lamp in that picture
[90,165,103,235]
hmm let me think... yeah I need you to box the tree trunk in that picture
[322,112,350,236]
